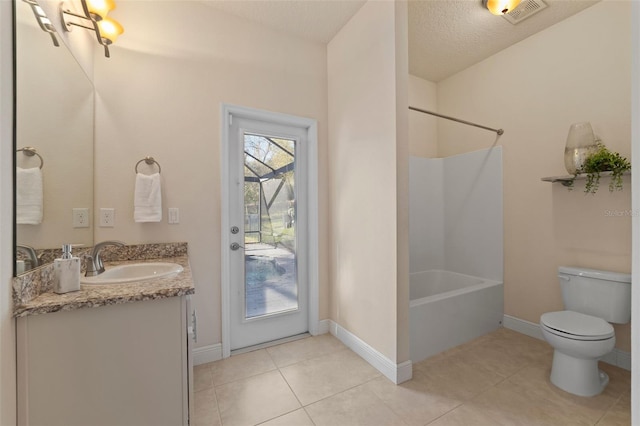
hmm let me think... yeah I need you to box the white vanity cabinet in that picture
[17,296,192,426]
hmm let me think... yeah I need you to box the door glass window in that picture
[243,134,297,319]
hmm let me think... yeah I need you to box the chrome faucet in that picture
[85,241,125,276]
[16,244,39,270]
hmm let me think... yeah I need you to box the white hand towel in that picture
[134,172,162,222]
[16,167,43,225]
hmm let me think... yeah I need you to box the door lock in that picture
[230,226,239,234]
[230,242,244,251]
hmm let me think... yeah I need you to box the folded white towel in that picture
[16,167,43,225]
[134,172,162,222]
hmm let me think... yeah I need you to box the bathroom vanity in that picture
[13,244,195,426]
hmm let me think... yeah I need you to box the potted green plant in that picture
[568,142,631,193]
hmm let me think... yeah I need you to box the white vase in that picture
[564,122,598,175]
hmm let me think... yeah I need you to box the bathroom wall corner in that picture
[0,1,17,423]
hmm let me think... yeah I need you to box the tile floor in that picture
[193,328,631,426]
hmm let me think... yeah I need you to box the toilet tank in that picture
[558,266,631,324]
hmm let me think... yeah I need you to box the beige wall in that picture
[408,75,438,157]
[93,1,329,350]
[328,0,409,363]
[394,1,410,365]
[437,1,632,351]
[0,1,16,423]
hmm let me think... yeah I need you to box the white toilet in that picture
[540,266,631,397]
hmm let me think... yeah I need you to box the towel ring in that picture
[135,156,162,174]
[17,147,44,169]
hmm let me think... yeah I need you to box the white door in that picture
[226,114,310,351]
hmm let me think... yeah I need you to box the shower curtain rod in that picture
[409,106,504,136]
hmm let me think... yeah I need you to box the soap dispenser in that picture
[53,244,81,294]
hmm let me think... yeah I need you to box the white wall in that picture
[408,75,437,157]
[409,147,503,281]
[93,1,329,353]
[328,0,409,363]
[0,0,16,423]
[437,1,631,351]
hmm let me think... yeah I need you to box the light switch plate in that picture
[168,208,179,224]
[99,208,115,227]
[72,208,90,228]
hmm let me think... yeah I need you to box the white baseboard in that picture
[199,320,329,364]
[328,320,412,384]
[503,314,631,371]
[502,314,544,340]
[193,343,223,366]
[600,347,632,371]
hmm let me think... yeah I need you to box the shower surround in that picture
[409,147,504,363]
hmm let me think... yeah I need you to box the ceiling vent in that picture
[502,0,548,25]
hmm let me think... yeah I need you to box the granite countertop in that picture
[14,256,195,318]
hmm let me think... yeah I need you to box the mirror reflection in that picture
[15,0,94,275]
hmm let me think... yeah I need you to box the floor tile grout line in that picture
[210,384,223,426]
[593,391,625,425]
[210,338,354,425]
[484,360,622,425]
[425,375,522,426]
[276,363,306,409]
[294,374,383,409]
[253,406,308,426]
[301,406,319,426]
[362,377,466,426]
[211,365,280,388]
[423,401,465,426]
[265,342,310,410]
[270,346,352,370]
[212,368,300,426]
[269,337,386,414]
[420,357,522,425]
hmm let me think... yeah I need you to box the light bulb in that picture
[97,17,124,43]
[485,0,521,15]
[85,0,116,20]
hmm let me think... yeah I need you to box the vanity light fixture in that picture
[482,0,521,15]
[60,0,124,58]
[22,0,60,47]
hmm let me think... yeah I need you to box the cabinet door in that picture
[17,297,188,426]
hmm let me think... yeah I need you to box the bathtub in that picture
[410,270,504,363]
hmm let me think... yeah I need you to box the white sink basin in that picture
[81,262,184,285]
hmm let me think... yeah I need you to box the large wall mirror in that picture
[14,0,94,275]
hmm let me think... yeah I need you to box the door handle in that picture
[230,242,244,251]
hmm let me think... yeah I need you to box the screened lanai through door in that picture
[243,134,298,319]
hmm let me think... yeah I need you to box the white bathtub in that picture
[410,270,504,363]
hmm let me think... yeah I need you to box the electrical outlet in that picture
[72,208,90,228]
[99,208,115,227]
[168,208,179,224]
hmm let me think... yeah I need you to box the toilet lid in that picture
[541,311,614,339]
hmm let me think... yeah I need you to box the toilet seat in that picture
[541,311,614,341]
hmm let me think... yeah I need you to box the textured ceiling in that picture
[200,0,600,82]
[409,0,599,82]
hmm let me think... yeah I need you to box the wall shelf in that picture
[541,171,630,187]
